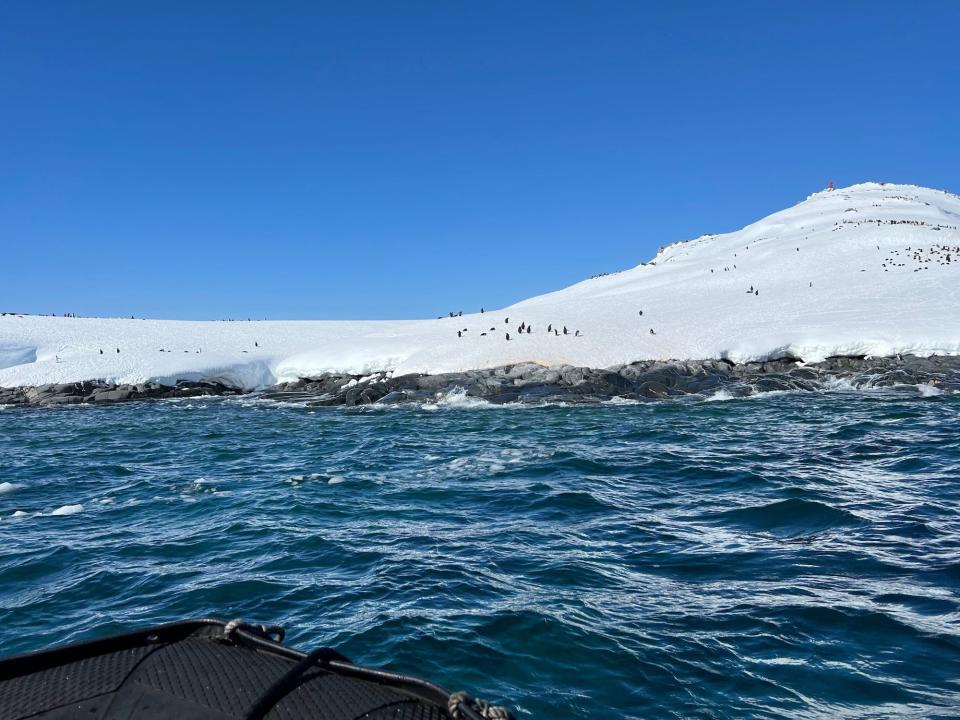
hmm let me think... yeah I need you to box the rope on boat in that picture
[448,690,516,720]
[222,618,285,643]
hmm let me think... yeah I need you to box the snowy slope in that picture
[3,182,959,390]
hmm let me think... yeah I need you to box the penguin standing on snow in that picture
[547,324,552,332]
[563,326,568,335]
[457,330,462,338]
[527,326,532,334]
[99,349,103,355]
[505,333,511,341]
[650,328,656,335]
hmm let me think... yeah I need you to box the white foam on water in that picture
[0,482,22,494]
[821,377,861,393]
[603,395,641,405]
[288,472,326,484]
[705,389,737,402]
[49,504,84,516]
[422,387,493,410]
[11,510,30,518]
[327,476,346,484]
[917,383,943,397]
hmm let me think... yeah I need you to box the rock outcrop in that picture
[0,379,242,407]
[2,355,958,408]
[259,355,960,407]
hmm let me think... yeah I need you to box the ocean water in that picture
[1,389,959,719]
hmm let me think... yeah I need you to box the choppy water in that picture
[2,389,960,719]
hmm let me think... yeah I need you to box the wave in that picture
[714,498,866,538]
[422,387,495,410]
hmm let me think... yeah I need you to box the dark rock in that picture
[638,381,670,398]
[5,354,960,409]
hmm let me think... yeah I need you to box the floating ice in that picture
[49,504,84,516]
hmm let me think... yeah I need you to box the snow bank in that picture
[2,182,959,389]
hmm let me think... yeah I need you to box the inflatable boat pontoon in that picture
[0,618,514,719]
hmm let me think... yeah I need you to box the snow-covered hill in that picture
[3,182,959,390]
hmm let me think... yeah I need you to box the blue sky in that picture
[2,2,958,320]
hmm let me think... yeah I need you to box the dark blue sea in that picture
[2,390,959,718]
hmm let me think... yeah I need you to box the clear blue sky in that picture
[2,2,957,320]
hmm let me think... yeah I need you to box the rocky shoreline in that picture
[0,379,243,407]
[2,355,959,408]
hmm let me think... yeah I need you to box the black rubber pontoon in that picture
[0,618,512,719]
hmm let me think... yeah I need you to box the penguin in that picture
[99,349,103,355]
[481,308,484,314]
[575,330,580,337]
[116,348,119,354]
[639,310,643,316]
[554,329,559,336]
[754,290,758,296]
[527,326,532,334]
[563,326,568,335]
[457,330,462,338]
[481,332,487,336]
[649,328,655,335]
[255,341,258,347]
[506,333,511,341]
[505,318,509,324]
[519,322,525,332]
[490,327,495,331]
[547,324,552,332]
